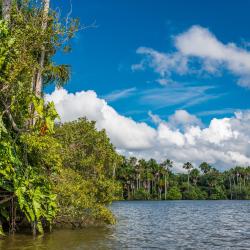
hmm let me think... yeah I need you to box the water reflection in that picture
[0,226,116,250]
[1,200,250,250]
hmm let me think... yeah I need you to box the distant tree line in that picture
[116,157,250,200]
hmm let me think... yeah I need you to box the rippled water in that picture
[1,200,250,249]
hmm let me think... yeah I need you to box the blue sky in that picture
[49,0,250,125]
[47,0,250,169]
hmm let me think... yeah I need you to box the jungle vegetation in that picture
[0,0,121,236]
[116,158,250,201]
[0,0,249,238]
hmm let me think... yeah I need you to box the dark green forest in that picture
[0,0,249,237]
[116,158,250,200]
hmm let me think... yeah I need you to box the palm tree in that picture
[190,168,200,186]
[199,162,212,174]
[183,162,193,191]
[160,159,173,200]
[138,159,147,190]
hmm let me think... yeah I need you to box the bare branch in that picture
[2,101,27,133]
[76,20,98,32]
[65,0,73,31]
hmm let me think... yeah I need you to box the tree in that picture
[116,156,250,201]
[199,162,212,174]
[183,162,193,191]
[190,168,200,185]
[160,159,173,200]
[166,186,182,200]
[54,118,122,226]
[0,0,78,235]
[34,0,50,98]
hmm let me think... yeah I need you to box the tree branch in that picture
[0,195,14,205]
[2,101,27,133]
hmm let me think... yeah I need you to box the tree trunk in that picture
[2,0,11,21]
[147,179,150,194]
[112,164,116,179]
[229,176,232,200]
[35,0,50,97]
[0,219,3,235]
[159,188,162,200]
[127,185,130,200]
[164,175,167,200]
[233,175,237,199]
[32,221,36,236]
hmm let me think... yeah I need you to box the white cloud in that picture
[197,108,239,116]
[227,151,250,166]
[140,85,219,109]
[103,87,137,102]
[156,78,173,86]
[132,47,188,78]
[148,111,162,124]
[201,118,238,145]
[133,25,250,87]
[176,25,250,86]
[157,123,185,147]
[168,109,203,128]
[46,88,156,150]
[46,88,250,171]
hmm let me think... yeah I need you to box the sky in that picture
[47,0,250,171]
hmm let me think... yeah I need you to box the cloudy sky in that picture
[47,0,250,171]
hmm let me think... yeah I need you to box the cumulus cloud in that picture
[168,110,203,129]
[46,88,156,150]
[133,25,250,87]
[46,88,250,171]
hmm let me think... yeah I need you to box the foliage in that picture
[54,168,115,226]
[0,0,77,235]
[1,0,250,239]
[116,157,250,201]
[166,186,182,200]
[133,188,151,200]
[0,0,121,236]
[53,118,122,227]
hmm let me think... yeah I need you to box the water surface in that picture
[1,200,250,249]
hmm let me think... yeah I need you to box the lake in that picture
[1,200,250,249]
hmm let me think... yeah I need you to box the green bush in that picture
[166,186,182,200]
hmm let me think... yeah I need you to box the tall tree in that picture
[199,162,212,174]
[183,162,193,192]
[35,0,50,97]
[160,159,173,200]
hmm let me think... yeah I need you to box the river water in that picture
[1,200,250,249]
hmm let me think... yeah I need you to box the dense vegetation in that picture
[53,119,122,227]
[116,158,250,200]
[0,0,121,236]
[0,0,249,238]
